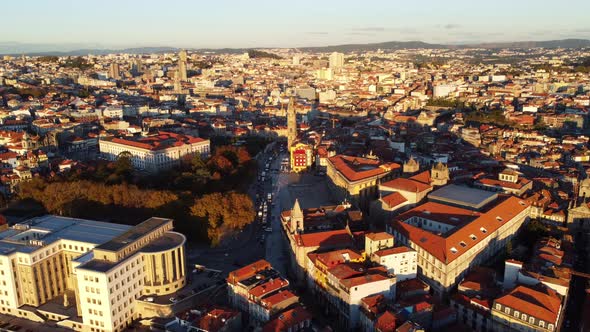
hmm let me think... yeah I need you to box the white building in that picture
[371,246,417,281]
[0,216,187,332]
[99,131,210,173]
[329,52,344,69]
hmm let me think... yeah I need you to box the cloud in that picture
[574,28,590,33]
[443,24,461,29]
[352,27,386,32]
[305,31,329,35]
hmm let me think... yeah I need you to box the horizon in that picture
[2,0,590,52]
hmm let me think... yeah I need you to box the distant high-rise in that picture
[287,97,297,148]
[329,52,344,69]
[178,50,188,81]
[109,62,120,79]
[174,70,182,93]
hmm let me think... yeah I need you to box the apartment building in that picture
[227,260,300,326]
[99,131,210,172]
[0,215,187,332]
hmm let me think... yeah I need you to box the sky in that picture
[2,0,590,50]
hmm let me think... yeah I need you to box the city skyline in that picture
[2,0,590,50]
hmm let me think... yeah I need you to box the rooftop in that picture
[0,215,130,255]
[428,184,498,210]
[95,217,171,252]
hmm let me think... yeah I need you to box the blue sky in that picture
[3,0,590,49]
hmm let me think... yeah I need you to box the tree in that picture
[190,191,255,246]
[113,151,134,182]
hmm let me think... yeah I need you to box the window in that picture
[504,307,510,314]
[522,314,527,321]
[539,321,545,328]
[529,317,534,324]
[548,324,554,331]
[514,311,519,319]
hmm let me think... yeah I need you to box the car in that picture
[145,297,154,302]
[169,297,177,303]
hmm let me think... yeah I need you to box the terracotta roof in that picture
[494,285,561,324]
[373,246,414,257]
[409,170,431,184]
[381,192,408,208]
[227,259,271,285]
[375,310,396,332]
[328,155,400,182]
[262,306,312,332]
[260,290,298,309]
[294,229,353,248]
[249,278,289,298]
[381,178,432,193]
[392,196,530,263]
[366,232,394,241]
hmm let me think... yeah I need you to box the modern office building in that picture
[0,215,187,332]
[99,131,210,173]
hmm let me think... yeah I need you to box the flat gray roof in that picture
[95,217,171,252]
[0,215,131,256]
[428,184,498,210]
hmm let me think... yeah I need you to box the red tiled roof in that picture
[495,285,561,324]
[375,311,396,332]
[249,278,289,298]
[294,229,353,248]
[366,232,394,241]
[328,155,400,182]
[381,178,432,193]
[373,246,414,257]
[381,192,407,208]
[392,196,530,263]
[260,290,298,309]
[262,306,312,332]
[227,259,271,285]
[409,170,431,184]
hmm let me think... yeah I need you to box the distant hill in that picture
[300,40,447,52]
[2,39,590,56]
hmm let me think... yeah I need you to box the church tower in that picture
[287,97,297,148]
[403,156,420,175]
[430,162,450,186]
[291,198,303,234]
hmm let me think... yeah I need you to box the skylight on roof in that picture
[496,216,503,222]
[470,234,477,240]
[480,227,487,233]
[459,241,467,247]
[450,247,458,254]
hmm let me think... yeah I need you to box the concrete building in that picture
[99,131,209,173]
[0,215,187,332]
[329,52,344,69]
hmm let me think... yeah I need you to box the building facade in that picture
[0,216,187,332]
[99,131,210,173]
